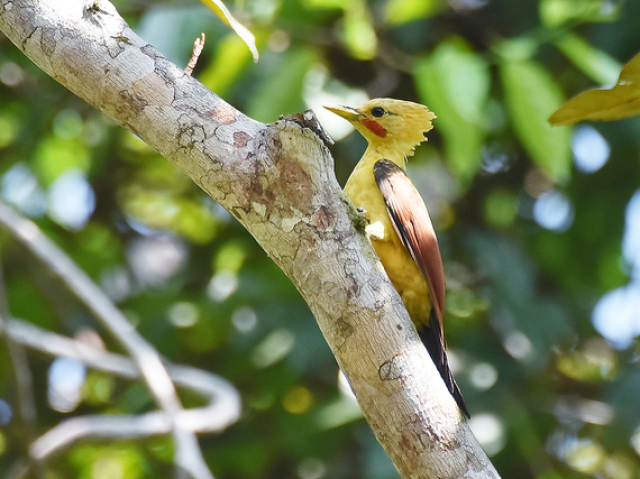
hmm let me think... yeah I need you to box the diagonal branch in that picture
[0,1,500,477]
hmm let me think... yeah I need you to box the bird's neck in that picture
[363,142,407,169]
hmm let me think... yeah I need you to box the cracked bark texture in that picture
[0,0,501,477]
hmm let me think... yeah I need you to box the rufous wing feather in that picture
[374,159,469,417]
[373,160,445,322]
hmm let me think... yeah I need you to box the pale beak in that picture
[323,104,360,123]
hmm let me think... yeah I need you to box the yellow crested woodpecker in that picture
[325,98,468,417]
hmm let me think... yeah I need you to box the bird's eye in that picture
[371,106,385,118]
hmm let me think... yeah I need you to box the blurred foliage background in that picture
[1,0,640,478]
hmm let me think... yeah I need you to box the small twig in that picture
[0,202,214,479]
[5,317,241,434]
[29,412,221,479]
[29,409,231,460]
[30,413,173,459]
[7,318,138,378]
[185,33,205,75]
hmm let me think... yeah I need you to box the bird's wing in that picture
[373,159,446,324]
[374,159,469,417]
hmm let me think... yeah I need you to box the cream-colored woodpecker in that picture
[325,98,468,417]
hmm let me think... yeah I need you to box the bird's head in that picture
[325,98,436,159]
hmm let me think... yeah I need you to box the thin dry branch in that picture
[186,33,206,75]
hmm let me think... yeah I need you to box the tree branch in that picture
[3,316,242,435]
[0,201,216,479]
[0,0,500,477]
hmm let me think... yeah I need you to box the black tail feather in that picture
[418,309,469,418]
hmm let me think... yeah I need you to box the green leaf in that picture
[214,240,248,273]
[483,189,518,228]
[384,0,441,26]
[69,444,146,479]
[553,32,621,86]
[549,51,640,125]
[0,109,20,148]
[414,39,490,182]
[34,135,91,185]
[539,0,619,27]
[341,0,378,60]
[200,33,254,98]
[500,58,571,183]
[301,0,348,9]
[121,190,219,243]
[248,48,318,122]
[137,5,228,67]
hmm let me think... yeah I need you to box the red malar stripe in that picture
[362,118,387,138]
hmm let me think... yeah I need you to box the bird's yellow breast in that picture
[344,156,432,327]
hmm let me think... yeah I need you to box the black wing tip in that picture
[418,312,470,418]
[453,379,470,418]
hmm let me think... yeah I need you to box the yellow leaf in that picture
[199,0,259,62]
[549,51,640,125]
